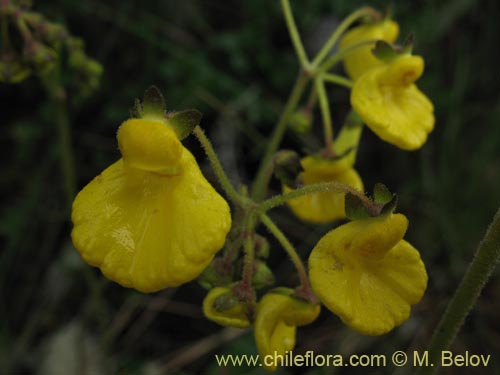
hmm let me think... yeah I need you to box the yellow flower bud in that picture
[255,290,320,371]
[350,54,434,150]
[203,287,251,328]
[339,19,399,80]
[284,156,363,223]
[71,118,231,293]
[309,213,427,335]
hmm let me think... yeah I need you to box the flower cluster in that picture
[70,4,432,372]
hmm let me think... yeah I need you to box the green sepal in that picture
[402,33,415,55]
[129,98,143,119]
[252,261,275,290]
[372,40,399,62]
[345,192,371,220]
[274,150,303,188]
[373,183,392,205]
[213,292,239,312]
[166,109,203,140]
[142,86,166,120]
[380,194,398,215]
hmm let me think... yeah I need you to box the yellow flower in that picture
[309,213,427,335]
[255,290,320,371]
[284,156,363,223]
[71,118,231,293]
[351,54,435,150]
[339,19,399,80]
[202,286,251,328]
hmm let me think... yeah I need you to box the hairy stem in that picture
[251,73,310,201]
[260,214,315,302]
[193,126,245,207]
[312,6,379,67]
[420,207,500,374]
[315,78,334,153]
[258,181,367,213]
[281,0,310,69]
[322,73,354,89]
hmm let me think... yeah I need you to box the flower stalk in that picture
[421,207,500,374]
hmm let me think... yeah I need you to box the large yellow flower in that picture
[309,213,427,335]
[255,290,320,371]
[71,118,231,293]
[339,19,399,80]
[284,156,363,223]
[351,54,435,150]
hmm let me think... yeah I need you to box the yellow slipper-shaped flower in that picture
[339,18,399,80]
[71,117,231,293]
[202,286,251,328]
[309,213,427,335]
[255,290,320,371]
[351,54,435,150]
[284,156,363,224]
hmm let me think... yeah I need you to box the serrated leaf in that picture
[142,86,166,119]
[373,183,393,205]
[345,192,371,220]
[380,194,398,215]
[372,40,399,62]
[167,109,202,140]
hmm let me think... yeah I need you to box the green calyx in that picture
[345,183,398,220]
[131,86,202,140]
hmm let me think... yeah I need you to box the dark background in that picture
[1,0,499,374]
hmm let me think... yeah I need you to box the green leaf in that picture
[142,85,166,119]
[345,192,371,220]
[373,183,392,205]
[167,109,203,139]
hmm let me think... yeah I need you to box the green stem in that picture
[312,6,379,67]
[420,207,500,374]
[193,125,245,207]
[258,181,366,213]
[260,214,315,302]
[315,78,334,152]
[322,73,353,89]
[280,0,310,69]
[317,39,379,75]
[251,72,310,201]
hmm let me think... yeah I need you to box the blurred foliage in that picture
[1,0,499,374]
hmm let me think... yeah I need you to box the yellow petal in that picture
[285,157,364,223]
[255,292,320,371]
[309,214,427,335]
[339,19,399,80]
[202,287,251,328]
[351,55,435,150]
[117,118,183,174]
[71,148,231,292]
